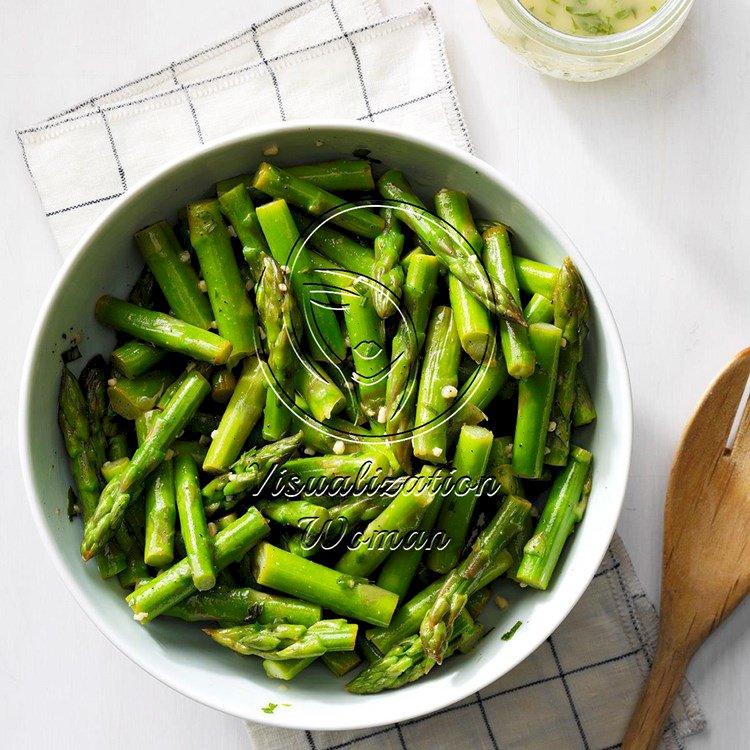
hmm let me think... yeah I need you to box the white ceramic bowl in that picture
[19,121,632,730]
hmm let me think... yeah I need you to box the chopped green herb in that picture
[261,702,278,714]
[501,620,523,641]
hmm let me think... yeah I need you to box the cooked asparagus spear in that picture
[486,436,524,497]
[435,190,494,365]
[385,254,441,469]
[107,370,173,420]
[204,619,357,660]
[282,451,392,487]
[143,457,176,568]
[546,258,590,466]
[377,171,523,323]
[166,587,322,626]
[516,446,592,590]
[135,220,213,328]
[252,542,399,627]
[412,306,461,463]
[511,323,563,479]
[95,296,233,364]
[483,225,535,378]
[81,371,210,560]
[295,214,376,276]
[201,432,302,504]
[126,507,269,622]
[188,200,258,366]
[455,343,506,412]
[572,371,597,427]
[513,256,558,298]
[255,499,329,530]
[294,360,346,422]
[428,425,494,574]
[175,453,216,590]
[59,367,126,578]
[78,355,110,469]
[376,474,447,599]
[524,293,554,325]
[371,207,405,318]
[110,339,166,379]
[366,551,513,656]
[286,159,375,192]
[203,356,266,473]
[263,657,316,680]
[110,266,169,377]
[253,162,384,239]
[256,198,346,362]
[256,253,296,440]
[342,285,388,421]
[335,467,442,578]
[217,183,268,282]
[347,611,480,694]
[322,650,362,677]
[420,494,531,663]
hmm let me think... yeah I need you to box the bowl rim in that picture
[18,119,633,730]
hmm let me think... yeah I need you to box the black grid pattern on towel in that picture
[297,546,689,750]
[17,0,471,220]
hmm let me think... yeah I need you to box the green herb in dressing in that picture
[501,620,523,640]
[519,0,665,36]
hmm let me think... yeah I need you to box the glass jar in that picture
[477,0,694,82]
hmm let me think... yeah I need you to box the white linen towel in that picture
[17,2,705,748]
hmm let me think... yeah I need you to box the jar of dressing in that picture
[477,0,694,81]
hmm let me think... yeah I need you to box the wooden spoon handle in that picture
[622,637,693,750]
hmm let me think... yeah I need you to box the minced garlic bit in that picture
[198,280,207,292]
[560,338,567,348]
[245,279,254,291]
[107,377,118,387]
[441,385,458,399]
[134,612,148,622]
[210,430,219,440]
[164,449,175,461]
[207,522,218,537]
[228,473,237,482]
[303,447,315,456]
[263,144,279,156]
[281,265,291,273]
[431,447,443,458]
[180,251,191,263]
[494,595,510,610]
[210,320,217,330]
[315,139,325,147]
[377,406,387,424]
[333,440,346,455]
[227,225,237,238]
[544,446,551,455]
[548,421,557,432]
[279,283,288,293]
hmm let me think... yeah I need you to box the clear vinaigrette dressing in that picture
[519,0,666,36]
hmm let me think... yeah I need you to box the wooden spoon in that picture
[623,349,750,749]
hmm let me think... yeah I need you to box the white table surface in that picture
[2,0,748,747]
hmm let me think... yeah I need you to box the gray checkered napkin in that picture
[17,1,705,748]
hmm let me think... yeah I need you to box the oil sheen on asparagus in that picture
[57,155,596,693]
